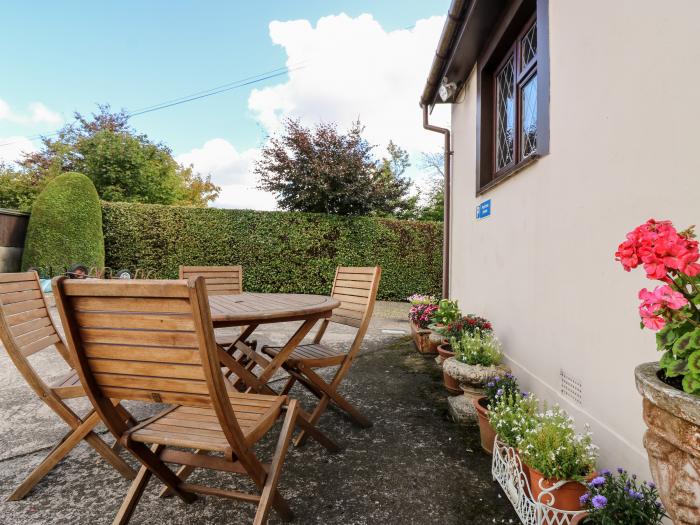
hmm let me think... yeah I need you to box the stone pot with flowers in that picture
[473,374,520,454]
[616,218,700,523]
[573,467,667,524]
[407,294,438,354]
[432,315,493,394]
[443,328,510,405]
[518,404,599,511]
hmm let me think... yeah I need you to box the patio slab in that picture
[0,303,517,524]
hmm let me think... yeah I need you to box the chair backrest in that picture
[179,266,243,295]
[53,277,249,448]
[330,266,381,330]
[0,272,73,391]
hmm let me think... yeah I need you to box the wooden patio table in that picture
[208,292,341,452]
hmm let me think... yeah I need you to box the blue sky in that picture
[0,1,450,208]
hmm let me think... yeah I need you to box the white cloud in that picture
[248,13,451,154]
[0,136,37,165]
[0,98,63,126]
[176,138,275,210]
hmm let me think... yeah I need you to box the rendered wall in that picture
[447,0,700,477]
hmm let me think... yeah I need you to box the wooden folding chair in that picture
[53,276,299,525]
[0,271,136,501]
[179,266,243,295]
[262,266,381,446]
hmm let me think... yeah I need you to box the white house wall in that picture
[448,0,700,477]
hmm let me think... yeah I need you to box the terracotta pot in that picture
[569,513,589,525]
[410,321,434,354]
[427,327,443,354]
[437,343,460,395]
[436,343,454,363]
[527,468,588,511]
[635,362,700,525]
[472,396,495,454]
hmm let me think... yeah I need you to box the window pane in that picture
[521,24,537,66]
[496,57,515,171]
[521,73,537,158]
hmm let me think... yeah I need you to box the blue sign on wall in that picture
[476,199,491,219]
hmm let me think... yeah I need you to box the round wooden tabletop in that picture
[208,292,340,326]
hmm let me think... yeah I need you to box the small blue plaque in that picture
[476,199,491,219]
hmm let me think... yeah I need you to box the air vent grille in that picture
[560,369,583,405]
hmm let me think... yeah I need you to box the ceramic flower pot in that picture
[569,512,589,524]
[472,396,495,454]
[527,468,588,511]
[410,321,434,354]
[635,362,700,525]
[427,326,443,354]
[437,344,460,395]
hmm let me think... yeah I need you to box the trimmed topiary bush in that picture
[102,201,442,300]
[22,172,105,275]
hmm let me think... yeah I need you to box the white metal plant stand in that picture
[491,438,585,525]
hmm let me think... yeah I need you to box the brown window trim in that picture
[476,0,549,196]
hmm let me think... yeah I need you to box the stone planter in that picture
[409,321,434,354]
[635,362,700,525]
[443,358,510,421]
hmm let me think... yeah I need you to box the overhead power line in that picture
[0,63,305,149]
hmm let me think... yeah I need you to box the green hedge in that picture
[102,201,442,301]
[22,172,105,274]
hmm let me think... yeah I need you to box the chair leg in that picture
[280,376,296,395]
[158,449,207,498]
[112,445,162,525]
[293,409,340,453]
[6,411,134,501]
[293,395,330,447]
[254,401,298,525]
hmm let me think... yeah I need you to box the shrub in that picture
[489,392,539,448]
[429,299,460,326]
[519,404,598,481]
[580,468,666,524]
[450,328,502,366]
[21,172,104,274]
[101,201,442,301]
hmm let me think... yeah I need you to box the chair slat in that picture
[4,299,48,316]
[180,266,243,296]
[79,328,199,347]
[0,272,36,284]
[1,289,42,305]
[89,359,206,380]
[20,334,61,356]
[11,315,52,336]
[0,280,39,294]
[72,296,192,314]
[16,325,55,346]
[83,343,202,365]
[74,311,195,331]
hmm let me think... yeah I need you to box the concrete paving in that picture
[0,301,517,524]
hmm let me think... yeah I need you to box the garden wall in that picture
[102,202,442,301]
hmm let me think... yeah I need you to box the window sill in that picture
[476,154,539,196]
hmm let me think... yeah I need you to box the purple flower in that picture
[487,382,495,388]
[589,476,606,487]
[592,495,607,509]
[627,489,643,500]
[496,388,504,397]
[617,467,625,474]
[600,469,611,476]
[579,493,590,505]
[494,376,501,382]
[648,481,656,489]
[521,391,529,398]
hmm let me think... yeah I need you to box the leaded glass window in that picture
[495,58,515,170]
[491,18,538,176]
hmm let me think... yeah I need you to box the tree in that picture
[0,163,43,212]
[14,105,219,208]
[21,172,104,274]
[255,118,416,217]
[418,152,445,221]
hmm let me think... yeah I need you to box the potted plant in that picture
[473,374,520,454]
[573,468,667,524]
[433,315,493,394]
[443,328,510,404]
[427,299,461,353]
[616,219,700,522]
[519,405,598,511]
[407,294,438,354]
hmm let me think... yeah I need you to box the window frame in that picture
[476,0,549,196]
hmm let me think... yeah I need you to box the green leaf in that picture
[688,350,700,374]
[672,331,700,356]
[682,373,700,395]
[656,327,678,350]
[660,351,689,377]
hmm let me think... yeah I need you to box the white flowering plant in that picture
[519,405,598,481]
[450,328,502,366]
[488,391,539,448]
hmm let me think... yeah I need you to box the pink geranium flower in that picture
[637,285,688,331]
